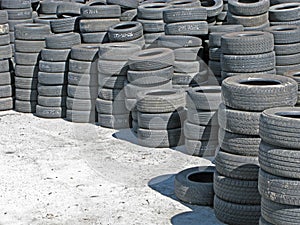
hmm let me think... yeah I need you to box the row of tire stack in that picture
[0,10,13,111]
[14,23,51,113]
[266,25,300,75]
[258,106,300,225]
[269,2,300,26]
[227,0,269,31]
[214,73,298,225]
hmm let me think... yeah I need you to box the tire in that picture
[98,113,130,129]
[0,59,11,72]
[1,0,31,9]
[0,24,9,35]
[67,85,98,99]
[120,9,137,21]
[221,31,274,55]
[8,19,33,32]
[37,84,67,97]
[259,217,273,225]
[184,138,218,157]
[14,23,51,41]
[81,32,109,44]
[45,32,81,49]
[39,60,67,73]
[98,59,128,75]
[15,88,37,101]
[0,72,11,85]
[165,21,208,36]
[0,34,10,46]
[184,121,218,141]
[34,16,57,26]
[265,25,300,44]
[56,2,82,18]
[15,77,38,89]
[98,42,141,61]
[38,96,66,107]
[66,97,95,111]
[0,45,12,59]
[173,46,202,61]
[35,105,66,118]
[136,19,165,33]
[68,72,98,86]
[79,18,120,33]
[214,196,261,225]
[228,0,269,16]
[14,52,40,66]
[221,74,297,111]
[136,88,185,113]
[50,17,79,34]
[98,87,125,101]
[69,59,97,74]
[269,3,300,22]
[98,74,127,89]
[187,108,218,126]
[15,100,37,113]
[71,44,100,61]
[66,109,96,123]
[221,69,277,80]
[276,64,300,75]
[156,34,202,48]
[14,40,45,53]
[38,72,66,85]
[41,48,71,62]
[138,2,169,20]
[276,53,300,66]
[163,6,207,23]
[128,48,174,71]
[174,166,215,206]
[214,171,261,204]
[259,107,300,149]
[0,11,8,24]
[106,0,139,9]
[0,97,13,111]
[209,47,221,61]
[201,0,223,17]
[15,65,38,78]
[227,12,268,27]
[258,169,300,206]
[172,72,205,86]
[284,70,300,89]
[95,98,128,114]
[215,150,259,180]
[39,1,61,14]
[80,5,121,19]
[174,61,200,74]
[169,0,201,8]
[107,21,143,42]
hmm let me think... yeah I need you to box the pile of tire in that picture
[184,86,221,157]
[79,2,121,44]
[97,43,140,129]
[284,69,300,106]
[136,88,185,148]
[155,35,206,89]
[208,24,243,82]
[66,44,99,123]
[214,74,298,225]
[227,0,269,31]
[265,25,300,75]
[220,31,276,79]
[125,47,173,133]
[0,10,13,111]
[14,23,51,113]
[258,107,300,225]
[269,2,300,26]
[36,32,81,118]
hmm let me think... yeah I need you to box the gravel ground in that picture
[0,110,224,225]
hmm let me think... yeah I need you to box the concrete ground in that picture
[0,110,224,225]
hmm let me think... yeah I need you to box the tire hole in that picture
[238,0,259,3]
[114,24,136,30]
[240,79,281,86]
[275,112,300,119]
[188,172,214,183]
[146,90,176,96]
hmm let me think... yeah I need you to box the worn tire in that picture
[45,32,81,49]
[228,0,269,16]
[165,21,208,36]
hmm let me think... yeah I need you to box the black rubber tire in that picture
[66,97,95,111]
[15,88,37,101]
[98,113,130,129]
[37,84,67,97]
[276,53,300,66]
[0,97,13,111]
[222,74,297,111]
[67,85,98,100]
[15,100,37,113]
[163,6,207,23]
[41,48,71,62]
[98,87,125,101]
[184,121,218,141]
[35,105,66,118]
[284,70,300,90]
[34,16,57,26]
[169,0,201,8]
[138,2,169,20]
[0,84,12,98]
[14,52,40,66]
[98,74,127,89]
[184,138,218,157]
[276,64,300,75]
[172,72,206,86]
[227,12,268,27]
[201,0,223,17]
[215,149,259,180]
[265,25,300,44]
[50,17,79,34]
[0,45,12,60]
[15,77,38,89]
[269,3,300,22]
[0,34,10,46]
[165,21,208,36]
[214,171,261,204]
[14,40,45,53]
[0,59,11,72]
[68,72,98,86]
[15,65,38,78]
[81,32,109,44]
[0,72,11,85]
[79,18,120,33]
[95,98,128,114]
[45,32,81,49]
[136,18,165,33]
[209,47,221,61]
[221,69,277,80]
[174,166,215,206]
[120,9,137,21]
[14,23,51,41]
[38,96,66,107]
[8,19,33,32]
[156,34,202,48]
[1,0,31,9]
[214,196,261,225]
[39,61,67,73]
[98,59,128,75]
[98,42,141,61]
[259,107,300,149]
[66,109,96,123]
[187,108,218,126]
[259,217,273,225]
[174,61,200,74]
[39,1,61,14]
[38,72,66,85]
[69,59,97,74]
[80,5,121,19]
[228,0,269,16]
[173,46,202,61]
[0,11,8,24]
[106,0,139,9]
[107,21,143,42]
[221,31,274,55]
[56,2,82,18]
[71,44,100,61]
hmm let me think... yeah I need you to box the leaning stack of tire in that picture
[184,86,221,157]
[97,42,141,129]
[79,2,121,44]
[220,31,276,79]
[284,70,300,106]
[227,0,269,31]
[1,0,33,54]
[269,3,300,26]
[155,35,206,89]
[137,2,169,48]
[136,88,185,148]
[214,74,298,225]
[258,107,300,225]
[265,25,300,75]
[126,47,174,133]
[14,23,51,113]
[36,32,81,118]
[0,11,13,111]
[208,24,244,82]
[107,0,139,22]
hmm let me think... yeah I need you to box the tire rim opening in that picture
[114,24,137,30]
[240,79,281,86]
[275,111,300,119]
[237,33,263,37]
[146,90,176,96]
[201,0,215,7]
[188,172,214,183]
[238,0,259,3]
[138,50,163,57]
[275,4,300,10]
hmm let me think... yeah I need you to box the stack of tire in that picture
[155,35,207,89]
[269,2,300,26]
[220,31,276,79]
[107,0,139,22]
[1,0,33,54]
[0,11,13,111]
[284,70,300,106]
[14,23,51,113]
[200,0,224,26]
[36,32,81,118]
[265,25,300,75]
[97,42,141,129]
[137,2,169,48]
[107,21,145,49]
[79,2,121,44]
[214,74,298,225]
[184,86,221,157]
[208,24,244,82]
[258,107,300,225]
[136,88,186,148]
[125,48,174,133]
[227,0,269,31]
[216,0,228,24]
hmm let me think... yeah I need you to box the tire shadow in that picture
[148,174,224,225]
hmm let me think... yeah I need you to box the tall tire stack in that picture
[284,70,300,106]
[107,0,139,22]
[107,21,145,49]
[220,31,276,79]
[0,10,13,111]
[66,44,99,123]
[14,23,51,113]
[136,88,186,148]
[184,86,221,157]
[269,2,300,26]
[227,0,269,31]
[265,25,300,75]
[214,74,298,225]
[36,32,81,118]
[208,24,244,82]
[1,0,33,54]
[79,3,121,44]
[258,107,300,225]
[137,2,169,48]
[97,43,141,129]
[126,48,174,133]
[155,35,206,89]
